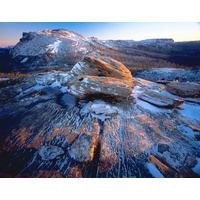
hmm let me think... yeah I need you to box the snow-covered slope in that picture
[11,29,93,57]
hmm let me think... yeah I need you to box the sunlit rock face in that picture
[0,70,200,178]
[71,55,133,86]
[68,75,133,99]
[166,82,200,97]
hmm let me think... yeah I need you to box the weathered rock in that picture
[158,143,170,154]
[68,133,96,162]
[166,82,200,97]
[184,154,198,168]
[178,166,196,178]
[88,101,118,116]
[71,55,133,86]
[39,145,65,161]
[68,75,133,99]
[138,91,185,108]
[148,155,181,178]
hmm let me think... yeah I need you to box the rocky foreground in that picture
[0,56,200,178]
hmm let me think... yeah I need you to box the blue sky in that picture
[0,22,200,47]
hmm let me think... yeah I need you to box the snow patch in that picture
[20,57,28,63]
[178,103,200,120]
[48,40,61,53]
[146,163,164,178]
[80,100,119,121]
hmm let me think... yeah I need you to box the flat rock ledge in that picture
[68,75,133,99]
[166,82,200,97]
[138,91,185,108]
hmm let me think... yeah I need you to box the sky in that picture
[0,22,200,47]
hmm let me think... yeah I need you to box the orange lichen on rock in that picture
[148,155,181,178]
[134,114,174,143]
[33,170,58,178]
[62,127,73,136]
[65,124,99,145]
[27,130,46,148]
[124,122,153,154]
[1,127,36,152]
[187,124,200,132]
[46,128,62,142]
[98,120,120,174]
[164,119,176,132]
[68,165,83,178]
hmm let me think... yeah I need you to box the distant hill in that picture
[1,29,200,73]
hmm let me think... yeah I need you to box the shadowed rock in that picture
[148,155,181,178]
[71,55,133,86]
[158,143,170,154]
[39,145,65,161]
[166,82,200,97]
[178,166,196,178]
[68,75,133,99]
[138,91,185,108]
[184,154,198,168]
[156,80,170,85]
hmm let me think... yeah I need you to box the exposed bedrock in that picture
[68,75,133,99]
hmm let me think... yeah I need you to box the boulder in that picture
[68,75,132,99]
[39,145,64,161]
[138,91,185,108]
[184,154,198,168]
[158,143,170,154]
[166,82,200,97]
[68,133,96,162]
[71,55,133,86]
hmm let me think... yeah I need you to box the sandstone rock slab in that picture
[68,75,132,99]
[166,82,200,97]
[71,55,133,86]
[138,91,185,108]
